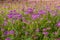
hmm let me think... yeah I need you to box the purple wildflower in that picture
[7,10,22,19]
[38,10,46,15]
[16,14,22,19]
[42,31,48,35]
[45,6,51,11]
[9,10,16,13]
[32,14,39,20]
[25,8,33,14]
[43,28,47,31]
[5,37,11,40]
[9,30,14,35]
[43,27,51,32]
[12,13,22,19]
[4,30,14,35]
[56,21,60,27]
[56,6,60,10]
[7,13,13,18]
[13,10,16,12]
[27,8,33,13]
[56,38,60,40]
[25,11,29,14]
[4,31,9,35]
[3,20,8,26]
[9,10,13,12]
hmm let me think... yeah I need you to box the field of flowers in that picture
[0,1,60,40]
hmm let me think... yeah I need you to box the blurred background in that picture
[0,0,60,10]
